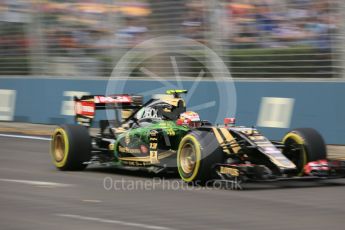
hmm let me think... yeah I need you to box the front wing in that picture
[215,159,345,185]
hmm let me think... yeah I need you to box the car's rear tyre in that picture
[282,128,326,176]
[177,132,222,184]
[51,124,91,171]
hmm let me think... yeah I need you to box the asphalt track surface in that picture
[1,135,345,230]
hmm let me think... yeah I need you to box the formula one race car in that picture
[51,90,345,188]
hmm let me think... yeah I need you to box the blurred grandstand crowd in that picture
[0,0,342,77]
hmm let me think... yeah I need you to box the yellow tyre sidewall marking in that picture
[282,132,307,176]
[51,128,69,168]
[177,135,201,182]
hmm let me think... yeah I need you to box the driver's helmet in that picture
[177,111,201,128]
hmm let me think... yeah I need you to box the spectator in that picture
[231,22,259,48]
[182,10,205,41]
[115,17,148,48]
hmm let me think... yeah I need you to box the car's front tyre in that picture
[177,131,223,184]
[51,125,91,171]
[282,128,327,175]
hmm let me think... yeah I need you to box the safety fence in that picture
[0,0,344,78]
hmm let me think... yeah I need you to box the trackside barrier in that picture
[0,78,344,144]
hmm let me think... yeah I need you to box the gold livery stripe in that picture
[119,156,150,162]
[212,127,231,154]
[219,128,241,154]
[212,127,224,144]
[217,128,234,154]
[119,151,175,162]
[159,151,175,159]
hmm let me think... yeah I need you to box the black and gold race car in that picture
[50,90,345,188]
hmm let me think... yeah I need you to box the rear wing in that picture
[74,94,143,127]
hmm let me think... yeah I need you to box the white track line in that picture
[0,178,71,187]
[0,133,51,141]
[56,214,175,230]
[82,199,102,203]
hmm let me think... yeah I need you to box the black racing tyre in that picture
[282,128,327,175]
[51,124,91,171]
[177,131,223,184]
